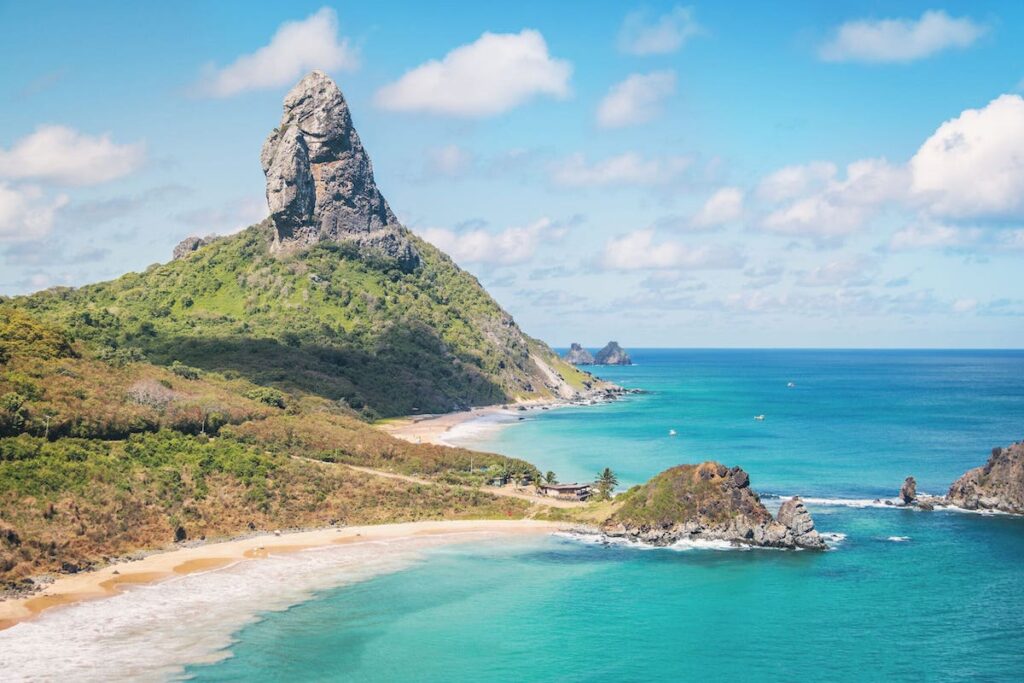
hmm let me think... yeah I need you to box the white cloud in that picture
[551,152,690,188]
[887,223,982,251]
[375,30,571,117]
[599,229,744,270]
[760,158,908,240]
[196,8,357,97]
[757,162,837,202]
[952,298,978,313]
[0,183,69,242]
[909,94,1024,219]
[819,10,985,63]
[0,125,144,186]
[419,218,557,265]
[618,6,701,55]
[175,196,268,235]
[425,145,473,177]
[796,256,875,287]
[596,70,676,128]
[692,187,743,228]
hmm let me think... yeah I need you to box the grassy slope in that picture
[6,222,586,418]
[0,309,545,587]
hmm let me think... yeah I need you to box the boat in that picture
[754,414,766,421]
[669,429,677,436]
[787,381,796,388]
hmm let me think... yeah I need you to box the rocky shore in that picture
[601,462,827,550]
[892,441,1024,515]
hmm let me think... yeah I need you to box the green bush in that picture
[244,387,286,408]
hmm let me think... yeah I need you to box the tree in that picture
[594,467,618,501]
[544,471,558,484]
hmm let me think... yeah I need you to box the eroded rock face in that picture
[776,497,826,549]
[603,462,826,550]
[900,476,917,505]
[947,443,1024,514]
[564,343,595,365]
[261,70,418,269]
[173,235,216,260]
[594,341,632,365]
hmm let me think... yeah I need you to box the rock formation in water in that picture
[899,476,917,505]
[946,442,1024,514]
[563,343,595,365]
[602,462,827,550]
[594,341,632,365]
[260,70,418,269]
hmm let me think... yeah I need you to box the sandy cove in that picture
[0,519,561,631]
[378,400,562,446]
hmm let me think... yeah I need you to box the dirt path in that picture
[297,457,583,509]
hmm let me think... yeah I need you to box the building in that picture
[538,482,592,501]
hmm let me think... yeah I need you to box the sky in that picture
[1,0,1022,348]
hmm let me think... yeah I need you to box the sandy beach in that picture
[378,400,562,446]
[0,519,560,631]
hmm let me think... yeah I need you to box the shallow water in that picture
[8,350,1024,681]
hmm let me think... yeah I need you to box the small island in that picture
[563,343,595,365]
[600,462,827,550]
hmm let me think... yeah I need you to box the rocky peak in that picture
[563,343,595,365]
[776,497,826,549]
[172,235,220,260]
[594,341,632,365]
[261,70,418,269]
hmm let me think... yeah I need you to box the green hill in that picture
[7,222,590,419]
[0,71,605,588]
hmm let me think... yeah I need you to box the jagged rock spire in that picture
[261,70,418,268]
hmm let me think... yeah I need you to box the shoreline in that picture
[0,519,561,632]
[378,388,632,447]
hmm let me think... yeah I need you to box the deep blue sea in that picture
[179,350,1024,682]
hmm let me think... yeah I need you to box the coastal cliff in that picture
[896,442,1024,515]
[602,462,826,549]
[946,442,1024,514]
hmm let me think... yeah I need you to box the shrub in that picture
[244,387,286,408]
[170,361,202,380]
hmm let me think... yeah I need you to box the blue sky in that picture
[1,1,1022,347]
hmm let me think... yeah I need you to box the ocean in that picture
[8,350,1024,681]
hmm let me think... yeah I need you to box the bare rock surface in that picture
[563,343,595,365]
[261,70,418,269]
[594,341,632,365]
[947,442,1024,514]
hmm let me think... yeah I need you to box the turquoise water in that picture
[188,350,1024,682]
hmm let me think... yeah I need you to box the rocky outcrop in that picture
[946,443,1024,514]
[563,343,595,365]
[603,462,826,550]
[173,235,219,260]
[899,476,917,505]
[594,341,632,365]
[260,70,418,269]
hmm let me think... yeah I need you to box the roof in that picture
[540,482,591,491]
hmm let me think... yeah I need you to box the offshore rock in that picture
[776,497,827,549]
[899,476,917,505]
[563,343,595,365]
[594,341,632,365]
[946,442,1024,515]
[261,70,418,269]
[603,462,827,550]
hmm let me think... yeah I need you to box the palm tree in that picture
[595,467,618,501]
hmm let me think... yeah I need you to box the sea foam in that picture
[0,535,472,682]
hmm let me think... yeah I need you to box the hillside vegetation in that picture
[0,307,548,588]
[6,223,591,419]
